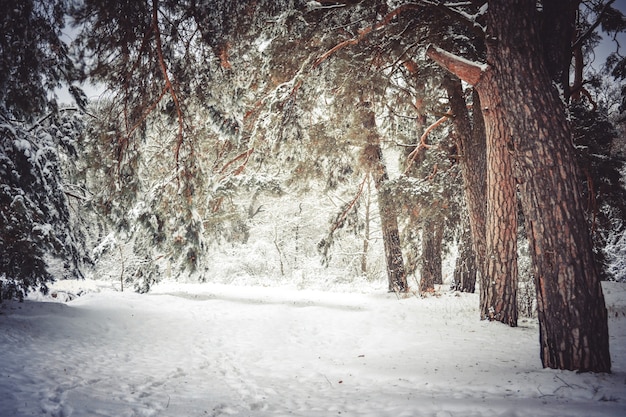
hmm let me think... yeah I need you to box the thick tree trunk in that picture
[420,218,443,293]
[429,0,611,372]
[540,0,578,96]
[485,0,610,371]
[368,144,408,292]
[479,72,519,326]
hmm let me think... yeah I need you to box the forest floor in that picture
[1,278,625,417]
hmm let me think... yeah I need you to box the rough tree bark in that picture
[441,68,518,326]
[428,0,611,372]
[479,70,519,326]
[486,0,610,371]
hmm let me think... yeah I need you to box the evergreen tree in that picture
[428,0,613,372]
[70,1,326,289]
[0,0,85,300]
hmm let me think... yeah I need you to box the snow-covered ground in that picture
[1,279,625,417]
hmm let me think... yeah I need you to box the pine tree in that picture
[0,0,85,300]
[428,0,612,372]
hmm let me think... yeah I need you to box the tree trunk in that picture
[428,0,611,372]
[368,144,408,292]
[485,0,610,371]
[361,175,371,275]
[420,218,443,293]
[540,0,578,97]
[453,208,477,293]
[476,69,519,326]
[442,70,518,326]
[443,78,487,291]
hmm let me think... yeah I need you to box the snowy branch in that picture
[334,176,367,233]
[152,0,186,174]
[312,3,423,69]
[426,44,486,86]
[422,0,486,36]
[218,148,255,179]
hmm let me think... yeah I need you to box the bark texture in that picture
[479,70,519,326]
[484,0,610,371]
[441,64,518,326]
[428,0,611,371]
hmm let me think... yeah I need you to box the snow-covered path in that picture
[1,281,625,416]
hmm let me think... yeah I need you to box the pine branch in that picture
[126,85,169,138]
[152,0,186,176]
[210,148,256,213]
[218,148,255,178]
[312,3,423,69]
[403,111,451,175]
[572,0,616,51]
[424,0,486,36]
[329,174,368,236]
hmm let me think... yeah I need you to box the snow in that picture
[1,279,625,417]
[256,37,273,53]
[13,138,33,157]
[429,45,489,73]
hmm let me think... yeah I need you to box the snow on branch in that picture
[152,0,186,176]
[312,3,423,68]
[426,44,487,86]
[312,1,486,70]
[218,148,255,179]
[423,0,486,35]
[305,1,347,12]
